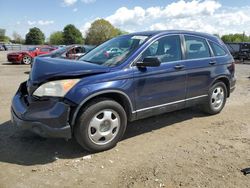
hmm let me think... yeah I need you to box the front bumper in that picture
[11,82,72,139]
[7,56,22,63]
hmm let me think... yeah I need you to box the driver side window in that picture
[141,35,182,63]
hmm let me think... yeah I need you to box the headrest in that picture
[190,44,202,51]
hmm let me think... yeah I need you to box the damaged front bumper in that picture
[11,82,72,139]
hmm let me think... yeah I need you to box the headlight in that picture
[33,79,80,97]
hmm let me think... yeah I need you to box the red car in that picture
[7,46,56,65]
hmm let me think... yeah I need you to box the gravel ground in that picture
[0,51,250,188]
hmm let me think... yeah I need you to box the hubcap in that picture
[88,109,120,145]
[23,56,31,64]
[211,86,224,110]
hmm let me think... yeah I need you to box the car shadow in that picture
[1,62,17,65]
[0,107,205,166]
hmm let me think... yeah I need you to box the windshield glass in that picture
[79,35,149,67]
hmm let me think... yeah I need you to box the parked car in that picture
[104,47,123,58]
[37,45,95,59]
[11,30,236,152]
[7,46,56,64]
[0,43,7,51]
[225,42,250,60]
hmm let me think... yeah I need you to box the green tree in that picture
[12,31,25,44]
[63,24,83,45]
[117,29,129,35]
[85,19,120,45]
[49,31,64,45]
[25,27,45,44]
[0,28,6,41]
[221,33,250,43]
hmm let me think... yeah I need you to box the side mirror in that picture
[136,57,161,67]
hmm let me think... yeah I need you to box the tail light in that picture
[229,61,235,75]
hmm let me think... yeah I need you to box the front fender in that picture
[65,79,135,126]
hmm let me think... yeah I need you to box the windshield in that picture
[79,35,149,67]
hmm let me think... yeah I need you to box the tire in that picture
[74,98,127,152]
[22,55,32,65]
[202,82,227,115]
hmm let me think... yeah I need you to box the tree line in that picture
[2,19,127,46]
[1,21,249,45]
[220,33,250,43]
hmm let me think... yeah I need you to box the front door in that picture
[133,35,187,118]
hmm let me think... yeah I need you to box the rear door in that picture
[183,35,215,104]
[133,35,187,118]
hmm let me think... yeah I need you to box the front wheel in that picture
[202,82,227,115]
[22,55,32,65]
[74,99,127,152]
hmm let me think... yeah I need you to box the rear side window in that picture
[185,36,210,59]
[209,42,227,56]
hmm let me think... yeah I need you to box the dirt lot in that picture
[0,51,249,188]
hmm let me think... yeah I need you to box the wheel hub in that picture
[100,120,111,132]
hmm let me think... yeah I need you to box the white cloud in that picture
[106,0,250,35]
[80,0,250,36]
[81,0,95,4]
[106,6,145,27]
[38,20,54,25]
[27,21,36,25]
[27,20,54,26]
[160,0,221,18]
[62,0,95,6]
[62,0,77,6]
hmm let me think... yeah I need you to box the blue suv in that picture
[11,30,236,152]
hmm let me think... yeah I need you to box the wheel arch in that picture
[211,76,230,97]
[70,90,135,127]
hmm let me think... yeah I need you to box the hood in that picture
[30,57,110,83]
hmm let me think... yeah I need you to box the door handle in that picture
[174,65,184,70]
[209,60,216,65]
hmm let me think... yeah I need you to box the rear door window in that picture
[184,35,210,59]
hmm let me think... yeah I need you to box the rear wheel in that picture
[203,82,227,115]
[74,99,127,152]
[22,55,32,65]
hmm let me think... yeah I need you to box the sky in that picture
[1,0,250,39]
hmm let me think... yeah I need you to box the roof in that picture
[127,30,219,42]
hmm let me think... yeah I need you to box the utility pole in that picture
[243,31,245,42]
